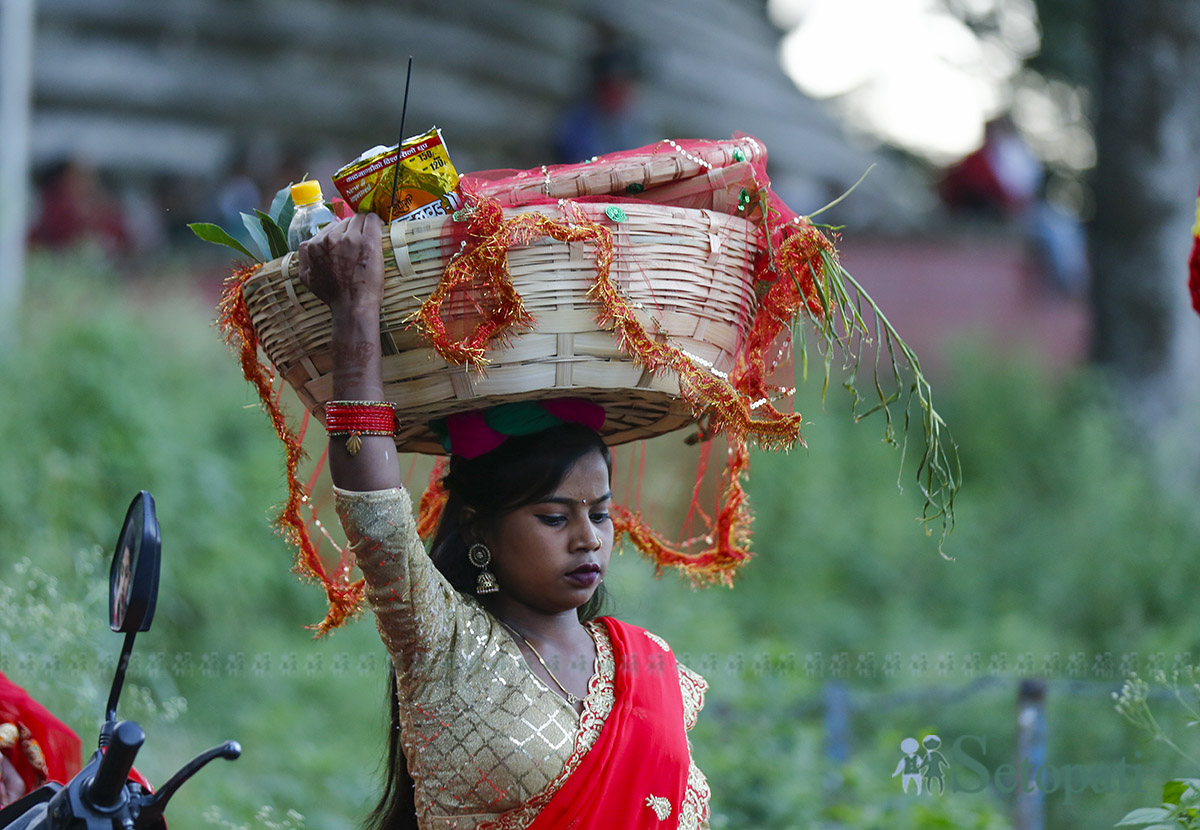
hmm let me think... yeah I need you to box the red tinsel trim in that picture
[412,197,804,579]
[610,434,753,585]
[217,264,364,635]
[416,457,450,540]
[530,200,801,452]
[416,199,561,367]
[1190,187,1200,315]
[734,221,831,408]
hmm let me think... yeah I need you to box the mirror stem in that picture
[102,630,138,744]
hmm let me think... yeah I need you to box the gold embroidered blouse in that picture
[335,487,711,829]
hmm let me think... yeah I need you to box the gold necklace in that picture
[499,620,591,706]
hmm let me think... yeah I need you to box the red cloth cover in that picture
[0,670,82,792]
[523,617,689,830]
[1189,184,1200,315]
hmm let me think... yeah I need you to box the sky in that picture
[766,0,1047,163]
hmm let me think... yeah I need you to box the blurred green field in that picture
[2,251,1198,829]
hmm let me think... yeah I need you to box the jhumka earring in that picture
[468,542,499,595]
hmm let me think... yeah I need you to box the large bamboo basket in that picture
[241,201,761,454]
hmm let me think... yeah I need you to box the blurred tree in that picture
[1088,0,1200,431]
[1024,0,1097,87]
[948,0,1200,434]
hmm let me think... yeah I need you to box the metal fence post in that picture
[823,680,852,764]
[1015,678,1047,830]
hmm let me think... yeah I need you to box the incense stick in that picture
[388,56,414,223]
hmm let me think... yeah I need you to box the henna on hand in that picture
[295,205,399,491]
[332,340,379,368]
[299,211,385,312]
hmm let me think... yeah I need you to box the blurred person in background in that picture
[940,116,1088,297]
[214,152,263,248]
[1028,181,1090,297]
[554,24,655,163]
[27,159,130,259]
[938,115,1042,219]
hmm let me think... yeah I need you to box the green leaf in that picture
[268,184,291,222]
[187,222,259,261]
[255,209,289,259]
[240,212,271,261]
[268,184,295,233]
[277,199,295,240]
[1165,780,1190,805]
[1116,807,1172,825]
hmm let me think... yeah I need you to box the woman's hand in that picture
[298,211,384,313]
[297,210,401,491]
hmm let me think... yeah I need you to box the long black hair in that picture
[365,423,613,830]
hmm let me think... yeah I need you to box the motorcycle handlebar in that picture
[85,721,145,812]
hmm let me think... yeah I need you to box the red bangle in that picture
[324,401,397,455]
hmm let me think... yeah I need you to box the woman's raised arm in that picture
[298,211,402,492]
[299,212,462,676]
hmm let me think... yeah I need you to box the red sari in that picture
[521,617,692,829]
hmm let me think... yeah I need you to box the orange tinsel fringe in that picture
[734,222,832,406]
[416,199,607,368]
[1191,186,1200,315]
[416,457,450,539]
[217,263,364,635]
[610,434,754,585]
[229,194,847,626]
[410,197,818,582]
[415,436,756,584]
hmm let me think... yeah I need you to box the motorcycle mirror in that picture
[109,491,160,633]
[103,491,162,732]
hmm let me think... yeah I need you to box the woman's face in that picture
[483,449,614,616]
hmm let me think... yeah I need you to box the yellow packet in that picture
[332,128,463,221]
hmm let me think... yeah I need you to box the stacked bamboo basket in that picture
[240,136,771,453]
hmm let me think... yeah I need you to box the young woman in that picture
[299,212,710,829]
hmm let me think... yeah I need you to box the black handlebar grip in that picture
[87,720,145,811]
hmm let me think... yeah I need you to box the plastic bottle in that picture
[287,180,336,250]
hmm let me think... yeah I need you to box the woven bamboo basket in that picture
[241,200,761,453]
